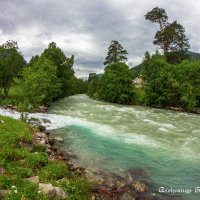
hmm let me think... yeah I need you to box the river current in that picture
[1,94,200,199]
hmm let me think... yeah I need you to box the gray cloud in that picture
[0,0,200,77]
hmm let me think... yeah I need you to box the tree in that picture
[104,40,128,67]
[142,51,165,83]
[142,52,174,106]
[145,7,168,54]
[145,7,168,30]
[87,75,101,98]
[154,21,190,53]
[143,51,151,62]
[58,55,76,97]
[99,62,135,104]
[29,55,39,66]
[20,55,61,109]
[0,40,25,98]
[141,50,200,110]
[42,42,76,98]
[88,73,97,82]
[74,78,88,94]
[145,7,190,60]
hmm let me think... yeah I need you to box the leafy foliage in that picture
[145,7,190,63]
[142,52,200,110]
[19,55,61,110]
[42,42,76,98]
[88,62,135,104]
[104,40,128,67]
[145,7,168,26]
[0,40,25,98]
[87,75,101,99]
[0,41,88,110]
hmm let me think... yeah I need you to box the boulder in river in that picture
[41,118,51,124]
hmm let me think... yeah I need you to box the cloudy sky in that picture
[0,0,200,77]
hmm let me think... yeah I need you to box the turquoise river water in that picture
[1,94,200,199]
[48,94,200,200]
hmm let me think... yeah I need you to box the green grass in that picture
[39,162,69,183]
[0,115,91,200]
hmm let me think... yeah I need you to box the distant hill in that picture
[187,51,200,60]
[131,51,200,75]
[132,64,143,74]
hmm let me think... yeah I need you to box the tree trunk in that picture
[159,20,168,55]
[3,87,9,98]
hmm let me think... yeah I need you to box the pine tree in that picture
[104,40,128,67]
[145,7,190,59]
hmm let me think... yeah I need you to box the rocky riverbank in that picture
[31,125,144,199]
[29,118,175,200]
[0,105,49,113]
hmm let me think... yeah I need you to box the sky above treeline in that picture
[0,0,200,78]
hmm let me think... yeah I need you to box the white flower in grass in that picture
[38,190,41,194]
[14,190,17,193]
[11,185,16,189]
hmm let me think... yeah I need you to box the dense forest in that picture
[0,41,87,111]
[87,7,200,113]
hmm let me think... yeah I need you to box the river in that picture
[1,94,200,199]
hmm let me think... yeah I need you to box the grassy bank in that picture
[0,115,91,200]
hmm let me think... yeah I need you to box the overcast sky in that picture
[0,0,200,77]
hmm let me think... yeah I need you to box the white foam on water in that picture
[192,130,200,133]
[182,137,196,147]
[0,107,86,130]
[162,123,176,129]
[143,119,160,126]
[0,108,117,136]
[144,119,176,130]
[0,107,161,148]
[179,145,199,159]
[96,104,116,111]
[158,127,170,132]
[0,108,20,119]
[123,133,160,147]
